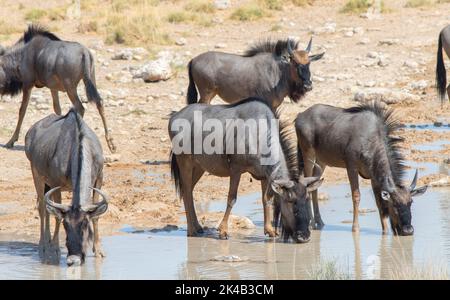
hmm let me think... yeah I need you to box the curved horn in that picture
[81,187,109,213]
[287,39,294,56]
[305,37,313,53]
[410,169,418,191]
[45,187,70,217]
[309,159,323,177]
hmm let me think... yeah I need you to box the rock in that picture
[358,38,370,45]
[112,49,133,60]
[134,58,173,82]
[112,47,148,60]
[353,27,364,35]
[367,51,379,59]
[311,22,336,35]
[214,0,230,10]
[354,88,421,104]
[104,154,120,163]
[429,176,450,187]
[377,56,389,67]
[215,43,227,49]
[409,80,428,90]
[175,38,186,46]
[363,80,377,87]
[211,255,247,262]
[344,31,354,37]
[404,60,419,69]
[378,39,399,46]
[199,213,256,231]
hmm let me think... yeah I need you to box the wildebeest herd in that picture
[0,24,449,266]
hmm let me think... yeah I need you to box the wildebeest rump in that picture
[436,24,450,102]
[169,98,323,242]
[0,25,116,152]
[186,38,324,109]
[25,108,108,266]
[295,102,427,236]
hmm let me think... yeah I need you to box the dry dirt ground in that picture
[0,0,449,239]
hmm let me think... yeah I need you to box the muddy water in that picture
[1,160,449,279]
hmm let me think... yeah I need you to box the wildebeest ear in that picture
[381,191,391,202]
[411,185,428,197]
[309,53,324,62]
[305,178,323,193]
[46,205,67,220]
[84,202,108,219]
[271,179,294,195]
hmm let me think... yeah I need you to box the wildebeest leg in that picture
[31,168,47,258]
[303,155,324,229]
[179,158,204,236]
[372,183,389,234]
[447,84,450,101]
[218,172,241,239]
[65,85,85,117]
[261,180,277,237]
[92,176,106,258]
[51,90,62,115]
[95,101,116,153]
[312,162,326,229]
[198,90,216,104]
[5,86,32,148]
[50,188,62,246]
[346,166,361,233]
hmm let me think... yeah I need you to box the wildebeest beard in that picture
[288,80,307,103]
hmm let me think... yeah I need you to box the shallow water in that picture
[1,164,449,279]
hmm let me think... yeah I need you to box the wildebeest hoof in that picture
[107,138,117,153]
[312,221,325,230]
[218,232,229,240]
[264,228,278,237]
[94,247,106,258]
[4,139,16,149]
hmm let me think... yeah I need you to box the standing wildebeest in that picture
[186,38,324,109]
[436,25,450,102]
[295,102,428,235]
[25,108,109,266]
[169,98,323,242]
[0,25,116,152]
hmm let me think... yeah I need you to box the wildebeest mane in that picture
[344,102,406,187]
[19,24,61,44]
[243,38,299,58]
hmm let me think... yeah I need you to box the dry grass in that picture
[308,259,352,280]
[230,3,269,21]
[404,0,432,7]
[340,0,387,13]
[24,8,47,22]
[0,21,22,36]
[184,0,216,13]
[291,0,315,6]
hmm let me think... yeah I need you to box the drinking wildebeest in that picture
[295,102,427,235]
[186,38,324,109]
[436,24,450,102]
[0,25,116,152]
[25,108,108,266]
[169,97,323,242]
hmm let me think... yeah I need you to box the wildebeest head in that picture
[380,170,427,236]
[272,176,323,243]
[45,187,108,266]
[286,37,324,94]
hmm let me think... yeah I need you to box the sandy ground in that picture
[0,0,449,240]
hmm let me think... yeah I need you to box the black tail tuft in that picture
[170,151,182,198]
[436,32,447,103]
[82,53,102,105]
[186,60,198,104]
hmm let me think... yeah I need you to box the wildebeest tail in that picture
[186,60,198,104]
[82,51,102,105]
[436,32,447,102]
[170,151,182,197]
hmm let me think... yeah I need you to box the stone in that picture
[344,31,354,37]
[104,154,120,163]
[367,51,379,59]
[378,39,399,46]
[404,60,419,69]
[199,213,256,231]
[214,0,230,10]
[358,38,370,45]
[133,58,173,82]
[175,38,186,46]
[215,43,227,49]
[354,88,421,104]
[409,80,428,90]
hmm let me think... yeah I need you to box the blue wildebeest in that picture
[295,102,427,235]
[25,108,108,266]
[0,25,116,152]
[436,24,450,102]
[169,98,323,242]
[186,38,324,109]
